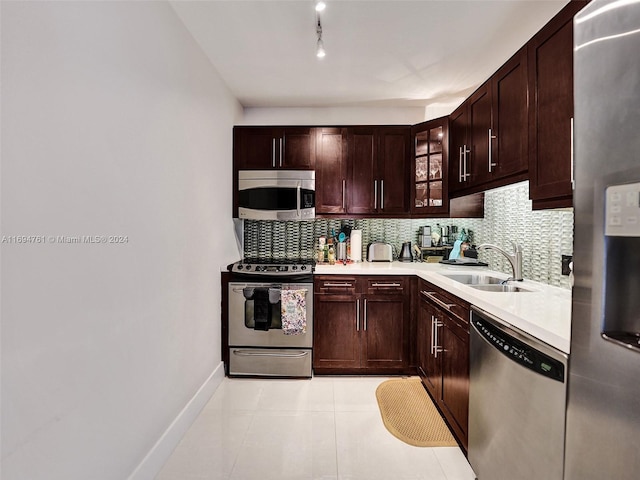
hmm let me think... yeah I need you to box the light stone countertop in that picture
[314,261,572,354]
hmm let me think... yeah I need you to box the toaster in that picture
[367,242,393,262]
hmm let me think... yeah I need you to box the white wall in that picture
[241,106,426,125]
[1,2,241,479]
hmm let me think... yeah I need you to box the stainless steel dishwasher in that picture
[469,306,568,480]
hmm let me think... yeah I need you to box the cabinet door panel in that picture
[449,104,468,193]
[362,296,406,369]
[528,1,587,206]
[493,47,528,178]
[348,129,377,214]
[468,84,492,186]
[418,298,442,399]
[313,295,360,369]
[316,128,347,214]
[282,127,315,169]
[530,21,573,200]
[411,118,449,216]
[441,318,469,449]
[234,127,278,169]
[378,127,410,214]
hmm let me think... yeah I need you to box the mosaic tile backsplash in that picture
[243,181,574,289]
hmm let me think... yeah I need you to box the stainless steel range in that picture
[227,258,314,378]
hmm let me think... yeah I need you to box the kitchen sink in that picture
[442,274,506,285]
[470,284,533,293]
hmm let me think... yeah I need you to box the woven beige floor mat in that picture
[375,377,458,447]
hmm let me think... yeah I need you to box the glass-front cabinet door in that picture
[411,117,449,215]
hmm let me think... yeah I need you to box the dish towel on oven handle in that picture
[280,289,307,335]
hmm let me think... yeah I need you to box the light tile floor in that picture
[156,376,477,480]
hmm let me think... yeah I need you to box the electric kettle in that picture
[399,241,413,262]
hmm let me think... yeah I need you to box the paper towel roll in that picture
[350,230,362,262]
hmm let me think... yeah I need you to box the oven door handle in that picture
[232,287,308,294]
[232,349,309,358]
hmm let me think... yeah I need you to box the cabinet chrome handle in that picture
[232,349,309,358]
[342,179,346,210]
[371,282,401,287]
[356,299,360,331]
[323,282,353,287]
[381,180,384,210]
[488,129,497,173]
[280,137,284,167]
[463,145,471,179]
[433,319,443,358]
[296,183,301,218]
[272,138,276,168]
[430,315,435,355]
[421,290,456,312]
[570,117,575,190]
[364,299,368,331]
[459,146,463,182]
[374,180,378,209]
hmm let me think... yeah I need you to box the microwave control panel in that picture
[605,182,640,237]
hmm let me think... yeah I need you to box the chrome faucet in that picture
[477,243,523,281]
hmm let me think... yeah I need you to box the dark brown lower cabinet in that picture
[313,293,361,370]
[417,294,442,396]
[313,275,410,375]
[417,279,470,451]
[440,315,469,450]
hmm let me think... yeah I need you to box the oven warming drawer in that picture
[228,348,312,378]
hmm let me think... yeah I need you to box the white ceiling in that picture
[171,0,569,112]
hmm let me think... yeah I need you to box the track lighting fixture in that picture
[315,2,326,58]
[316,17,325,58]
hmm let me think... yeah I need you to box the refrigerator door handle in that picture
[570,117,575,190]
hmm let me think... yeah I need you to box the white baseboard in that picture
[127,362,225,480]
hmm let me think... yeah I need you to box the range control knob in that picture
[245,265,252,270]
[292,265,298,271]
[301,265,307,270]
[237,264,244,270]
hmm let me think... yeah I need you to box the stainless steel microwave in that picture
[237,170,315,221]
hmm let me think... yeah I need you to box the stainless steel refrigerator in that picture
[566,1,640,478]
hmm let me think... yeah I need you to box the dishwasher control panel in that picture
[472,317,565,382]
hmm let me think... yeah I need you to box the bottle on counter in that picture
[318,236,327,263]
[327,239,335,265]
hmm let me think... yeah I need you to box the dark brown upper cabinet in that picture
[378,127,411,215]
[528,1,588,209]
[449,47,529,197]
[233,127,316,170]
[315,127,348,215]
[346,126,410,216]
[449,103,470,195]
[411,117,449,216]
[468,83,493,187]
[449,83,492,195]
[347,127,377,215]
[491,46,529,182]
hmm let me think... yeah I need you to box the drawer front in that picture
[314,276,358,294]
[419,278,470,325]
[364,276,407,295]
[228,348,312,377]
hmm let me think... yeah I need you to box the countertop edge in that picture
[313,262,571,354]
